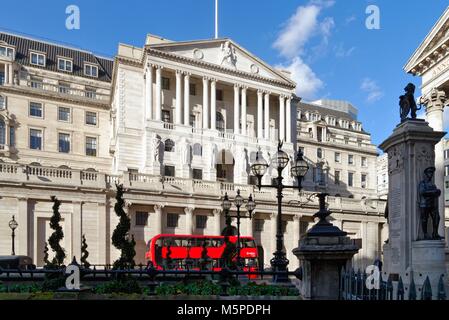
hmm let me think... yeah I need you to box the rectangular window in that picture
[249,175,258,186]
[335,170,341,185]
[0,46,14,58]
[58,133,70,153]
[0,71,4,85]
[164,166,175,177]
[84,64,98,77]
[192,169,203,180]
[58,107,70,122]
[361,174,367,189]
[162,110,171,123]
[85,137,97,157]
[189,83,196,96]
[255,219,264,232]
[162,77,170,90]
[348,155,354,165]
[361,157,367,167]
[85,111,97,126]
[29,102,43,118]
[216,89,223,101]
[30,77,43,89]
[30,129,42,150]
[85,87,97,99]
[59,82,71,94]
[9,127,15,147]
[348,172,354,187]
[167,213,179,228]
[190,114,196,127]
[58,58,73,72]
[30,52,45,66]
[196,215,207,229]
[335,152,341,163]
[136,212,149,226]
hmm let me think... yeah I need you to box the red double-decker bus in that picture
[145,234,259,278]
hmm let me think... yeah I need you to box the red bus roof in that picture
[150,234,255,241]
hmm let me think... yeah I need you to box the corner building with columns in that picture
[0,31,386,270]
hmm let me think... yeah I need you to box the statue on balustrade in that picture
[418,167,442,240]
[399,83,422,122]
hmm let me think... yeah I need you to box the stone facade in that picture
[0,31,386,270]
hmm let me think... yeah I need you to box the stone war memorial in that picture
[379,83,448,299]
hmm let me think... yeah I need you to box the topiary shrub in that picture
[94,279,142,294]
[153,281,222,296]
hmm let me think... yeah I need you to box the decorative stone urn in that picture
[293,193,359,300]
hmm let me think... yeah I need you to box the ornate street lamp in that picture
[221,190,256,268]
[9,215,18,256]
[250,142,309,282]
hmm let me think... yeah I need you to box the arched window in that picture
[0,119,5,145]
[216,112,225,132]
[193,143,202,156]
[0,95,5,110]
[164,139,175,152]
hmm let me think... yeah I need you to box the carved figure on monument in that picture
[210,144,218,167]
[418,167,442,240]
[399,83,422,122]
[220,41,237,68]
[181,139,191,165]
[152,136,161,163]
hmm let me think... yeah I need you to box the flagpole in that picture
[215,0,218,39]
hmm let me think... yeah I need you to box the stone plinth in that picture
[293,193,359,300]
[379,119,448,296]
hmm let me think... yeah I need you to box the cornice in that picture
[0,85,111,109]
[145,48,296,90]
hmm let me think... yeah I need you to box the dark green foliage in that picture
[41,276,66,291]
[94,279,142,294]
[0,283,42,293]
[47,196,66,267]
[111,184,136,269]
[154,281,222,296]
[81,234,90,268]
[43,242,50,266]
[227,282,300,296]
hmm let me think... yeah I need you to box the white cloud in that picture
[335,43,356,58]
[361,78,384,103]
[345,15,356,24]
[273,1,335,99]
[277,57,323,100]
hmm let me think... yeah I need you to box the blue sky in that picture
[1,0,448,146]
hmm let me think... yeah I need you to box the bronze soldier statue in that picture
[418,167,442,240]
[399,83,422,122]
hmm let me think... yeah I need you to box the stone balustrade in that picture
[0,163,386,214]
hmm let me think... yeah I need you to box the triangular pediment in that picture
[405,7,449,73]
[148,38,295,86]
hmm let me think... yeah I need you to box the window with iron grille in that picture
[136,212,149,226]
[162,77,170,90]
[192,169,203,180]
[196,215,207,229]
[254,219,264,232]
[167,213,179,228]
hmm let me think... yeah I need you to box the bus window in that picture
[241,239,256,248]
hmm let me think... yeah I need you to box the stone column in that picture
[154,204,163,235]
[257,90,264,139]
[286,96,292,143]
[5,64,9,84]
[213,209,222,235]
[185,207,195,235]
[234,84,240,135]
[264,92,270,140]
[145,65,153,121]
[17,197,28,256]
[293,214,301,248]
[155,66,162,121]
[270,212,277,255]
[279,95,285,142]
[175,70,183,125]
[97,202,107,264]
[8,64,12,85]
[241,87,247,136]
[202,77,209,129]
[72,201,83,261]
[210,79,217,130]
[184,73,191,126]
[424,89,447,237]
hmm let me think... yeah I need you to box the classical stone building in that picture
[377,154,389,200]
[405,6,449,242]
[0,31,386,270]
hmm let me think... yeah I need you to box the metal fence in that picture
[0,259,302,295]
[340,268,447,301]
